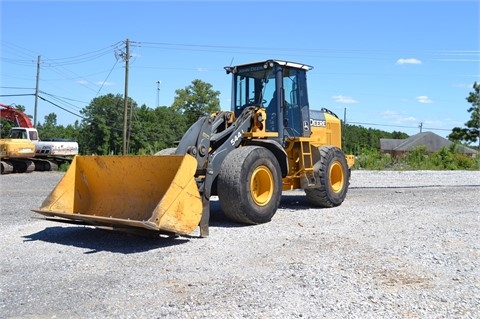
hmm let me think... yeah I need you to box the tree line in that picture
[1,80,478,156]
[1,79,220,155]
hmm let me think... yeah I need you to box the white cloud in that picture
[396,58,422,65]
[96,81,115,86]
[76,80,87,85]
[428,118,463,128]
[416,95,433,103]
[402,116,417,122]
[331,95,358,104]
[382,110,397,117]
[382,111,417,123]
[197,67,208,72]
[453,82,476,89]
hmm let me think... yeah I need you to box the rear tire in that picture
[218,146,282,224]
[305,146,349,207]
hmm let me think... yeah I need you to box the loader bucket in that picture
[33,155,203,235]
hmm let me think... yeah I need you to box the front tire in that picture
[218,146,282,224]
[305,146,349,207]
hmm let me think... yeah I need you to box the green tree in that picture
[36,114,80,142]
[63,120,81,141]
[171,79,221,127]
[36,113,59,139]
[449,82,480,145]
[128,104,187,154]
[0,119,13,138]
[342,124,408,154]
[14,105,27,113]
[391,130,409,139]
[79,93,132,155]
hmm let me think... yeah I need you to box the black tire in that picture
[217,146,282,224]
[305,146,349,208]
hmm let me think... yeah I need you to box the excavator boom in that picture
[0,103,34,128]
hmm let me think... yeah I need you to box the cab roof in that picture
[225,59,313,74]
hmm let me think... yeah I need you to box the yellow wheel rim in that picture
[250,165,274,206]
[329,161,345,193]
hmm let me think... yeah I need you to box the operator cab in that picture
[9,128,28,139]
[225,60,313,144]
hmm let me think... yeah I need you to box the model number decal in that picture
[230,130,244,146]
[310,119,326,127]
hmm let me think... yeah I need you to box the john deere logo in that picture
[310,119,326,127]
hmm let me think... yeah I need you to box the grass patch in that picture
[352,145,479,170]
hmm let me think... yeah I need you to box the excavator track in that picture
[1,159,35,174]
[0,158,65,174]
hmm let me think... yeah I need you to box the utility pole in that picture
[34,55,41,127]
[478,105,480,150]
[419,122,423,133]
[156,80,161,107]
[122,39,130,155]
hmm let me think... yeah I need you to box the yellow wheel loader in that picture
[34,60,354,237]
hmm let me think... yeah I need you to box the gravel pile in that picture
[0,170,479,319]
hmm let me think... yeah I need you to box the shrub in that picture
[351,145,479,170]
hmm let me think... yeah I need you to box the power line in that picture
[1,40,123,67]
[37,95,85,119]
[40,63,105,94]
[422,127,456,132]
[3,38,475,134]
[348,121,453,132]
[40,41,122,65]
[38,91,89,105]
[38,91,85,112]
[2,41,123,95]
[0,86,35,90]
[137,41,480,65]
[139,41,480,56]
[0,93,35,97]
[349,121,418,129]
[95,59,119,97]
[37,95,125,132]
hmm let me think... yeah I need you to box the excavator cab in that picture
[9,128,29,140]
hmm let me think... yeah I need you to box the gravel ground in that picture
[0,170,479,319]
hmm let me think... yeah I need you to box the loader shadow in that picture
[23,226,188,254]
[23,194,311,253]
[207,193,312,228]
[279,194,312,209]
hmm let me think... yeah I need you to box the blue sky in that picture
[1,0,479,137]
